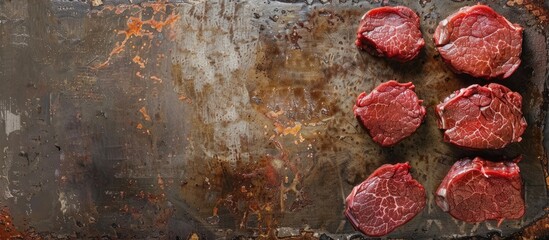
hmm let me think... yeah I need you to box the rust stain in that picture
[515,213,549,238]
[171,63,194,104]
[125,16,146,37]
[139,107,152,122]
[91,0,103,7]
[188,233,200,240]
[178,95,192,104]
[136,71,145,78]
[93,1,180,69]
[207,137,312,237]
[266,110,285,119]
[286,26,302,50]
[273,122,303,142]
[132,55,146,68]
[0,207,24,239]
[282,122,301,136]
[150,75,162,83]
[157,174,165,190]
[142,1,169,14]
[507,0,549,23]
[148,14,180,33]
[95,16,150,69]
[209,156,279,236]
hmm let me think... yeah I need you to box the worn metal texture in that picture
[0,0,548,239]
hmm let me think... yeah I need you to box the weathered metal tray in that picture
[0,0,547,239]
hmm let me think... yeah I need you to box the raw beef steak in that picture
[356,6,424,62]
[354,80,426,147]
[345,162,426,236]
[435,83,527,149]
[436,157,524,223]
[433,5,523,79]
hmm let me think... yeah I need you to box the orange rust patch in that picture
[148,14,180,32]
[150,76,162,83]
[519,213,549,238]
[132,55,146,68]
[282,122,301,136]
[125,16,145,37]
[507,0,549,23]
[94,2,180,69]
[0,207,23,239]
[142,1,169,14]
[136,71,145,78]
[139,107,152,122]
[188,233,200,240]
[266,110,285,119]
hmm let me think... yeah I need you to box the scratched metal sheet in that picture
[0,0,547,239]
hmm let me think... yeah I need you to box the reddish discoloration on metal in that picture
[93,1,180,69]
[150,75,163,83]
[209,157,280,237]
[0,0,546,239]
[0,207,43,239]
[507,0,549,23]
[0,207,24,240]
[512,213,549,238]
[139,106,152,122]
[133,55,146,68]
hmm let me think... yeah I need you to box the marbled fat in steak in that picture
[433,5,523,79]
[345,162,426,236]
[436,157,524,223]
[356,6,424,62]
[354,80,426,147]
[435,83,527,149]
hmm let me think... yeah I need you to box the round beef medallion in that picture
[345,162,426,236]
[356,6,425,62]
[354,80,426,147]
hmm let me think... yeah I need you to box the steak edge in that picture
[345,162,426,236]
[436,157,525,223]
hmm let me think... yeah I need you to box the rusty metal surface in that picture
[0,0,548,239]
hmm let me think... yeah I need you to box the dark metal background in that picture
[0,0,548,239]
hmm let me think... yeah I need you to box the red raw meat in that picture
[436,157,524,223]
[354,80,426,147]
[433,5,523,79]
[345,162,426,236]
[356,6,424,62]
[435,83,527,149]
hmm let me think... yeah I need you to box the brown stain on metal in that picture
[250,45,340,124]
[209,156,281,237]
[150,75,163,83]
[93,1,180,69]
[249,8,365,123]
[170,63,193,104]
[507,0,549,23]
[0,207,42,239]
[0,207,23,239]
[9,0,543,238]
[206,135,312,237]
[513,213,549,238]
[132,55,146,68]
[139,106,152,122]
[188,233,200,240]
